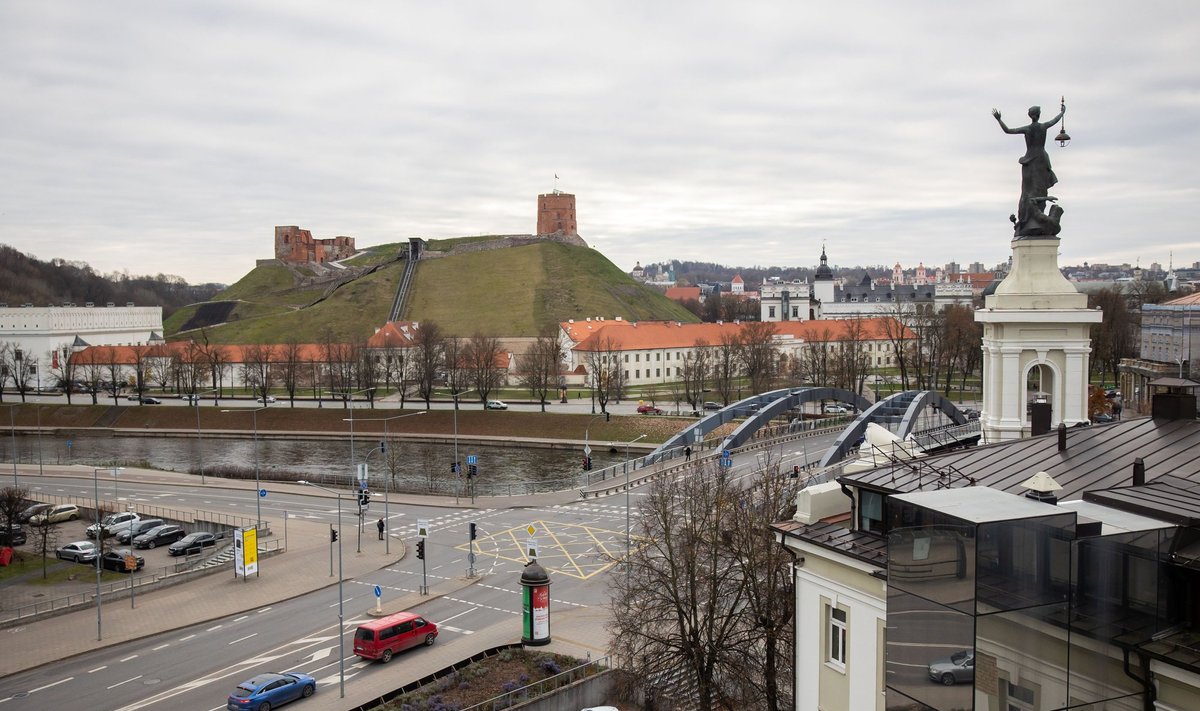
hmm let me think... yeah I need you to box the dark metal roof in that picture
[842,416,1200,502]
[772,519,887,568]
[1084,481,1200,527]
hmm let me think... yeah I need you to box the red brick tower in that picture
[537,192,577,236]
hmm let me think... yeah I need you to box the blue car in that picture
[227,672,315,710]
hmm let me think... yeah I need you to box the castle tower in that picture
[975,236,1102,441]
[537,192,577,236]
[813,246,835,305]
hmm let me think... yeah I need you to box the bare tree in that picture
[584,334,623,415]
[102,346,124,404]
[803,325,835,389]
[882,303,916,389]
[1089,287,1137,387]
[443,336,464,409]
[1,485,29,537]
[77,348,106,405]
[128,343,152,402]
[832,317,872,394]
[353,339,379,408]
[681,339,712,411]
[242,343,275,402]
[279,339,303,406]
[29,519,60,580]
[520,334,565,413]
[13,348,36,402]
[0,342,11,403]
[465,334,504,406]
[739,321,779,394]
[713,331,741,405]
[47,344,78,404]
[413,321,445,409]
[609,463,752,711]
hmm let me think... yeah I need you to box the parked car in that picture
[960,408,981,420]
[30,504,80,525]
[1092,413,1115,423]
[485,400,508,410]
[17,502,52,524]
[56,540,98,563]
[0,524,27,546]
[87,511,141,539]
[135,524,188,549]
[115,517,166,544]
[125,393,141,401]
[637,404,664,415]
[100,548,145,573]
[1105,389,1121,399]
[928,649,974,685]
[822,404,851,414]
[256,395,277,404]
[168,531,217,556]
[702,401,722,410]
[227,672,316,710]
[140,396,162,405]
[353,611,438,662]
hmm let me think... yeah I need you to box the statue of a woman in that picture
[992,99,1066,237]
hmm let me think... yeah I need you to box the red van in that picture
[353,612,438,662]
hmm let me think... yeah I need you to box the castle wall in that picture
[274,226,356,264]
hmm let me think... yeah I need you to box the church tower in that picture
[813,246,835,306]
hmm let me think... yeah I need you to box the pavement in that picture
[0,465,613,709]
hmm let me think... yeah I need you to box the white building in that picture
[0,303,163,390]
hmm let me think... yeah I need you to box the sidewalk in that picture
[1,464,610,690]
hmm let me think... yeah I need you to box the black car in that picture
[168,531,217,556]
[17,503,52,524]
[115,518,166,545]
[0,524,27,546]
[134,524,188,549]
[100,548,145,573]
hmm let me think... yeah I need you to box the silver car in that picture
[928,649,974,685]
[56,541,98,563]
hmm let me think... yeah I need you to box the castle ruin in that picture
[274,226,356,264]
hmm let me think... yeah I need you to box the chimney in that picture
[1057,422,1067,452]
[1132,457,1145,486]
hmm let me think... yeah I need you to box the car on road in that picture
[100,548,145,573]
[702,401,722,410]
[56,541,98,563]
[135,524,188,549]
[140,396,162,405]
[928,649,974,685]
[637,404,664,415]
[1092,413,1115,423]
[822,404,851,414]
[125,393,141,401]
[353,611,438,662]
[87,511,141,539]
[115,517,166,544]
[227,671,316,710]
[0,524,27,546]
[485,399,508,410]
[17,502,52,523]
[168,531,217,556]
[960,408,981,420]
[30,504,80,525]
[256,395,277,404]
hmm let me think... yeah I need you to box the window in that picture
[636,370,640,378]
[828,605,847,668]
[624,355,629,363]
[769,306,776,318]
[656,369,660,377]
[859,491,885,534]
[636,354,640,362]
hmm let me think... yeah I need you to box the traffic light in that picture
[379,440,386,454]
[469,522,477,541]
[358,489,370,507]
[330,527,338,543]
[791,465,800,479]
[583,456,592,471]
[467,464,478,478]
[450,461,460,474]
[416,539,425,560]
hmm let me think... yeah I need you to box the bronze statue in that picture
[992,99,1066,237]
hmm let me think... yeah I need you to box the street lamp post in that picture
[91,466,120,640]
[8,405,16,487]
[220,405,269,533]
[625,433,647,576]
[194,388,218,485]
[344,411,427,555]
[297,480,345,699]
[333,388,374,552]
[583,412,610,480]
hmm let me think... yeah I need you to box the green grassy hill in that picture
[404,241,697,336]
[166,237,696,343]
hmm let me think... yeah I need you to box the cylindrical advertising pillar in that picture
[520,560,552,646]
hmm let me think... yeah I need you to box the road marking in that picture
[256,607,271,614]
[108,675,143,689]
[119,654,138,662]
[88,666,107,673]
[28,677,73,693]
[152,644,170,651]
[206,624,223,631]
[228,633,258,645]
[233,615,249,622]
[436,608,475,624]
[439,625,474,635]
[178,634,196,641]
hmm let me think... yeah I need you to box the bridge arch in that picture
[817,390,971,468]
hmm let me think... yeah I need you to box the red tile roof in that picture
[562,317,908,351]
[664,286,701,302]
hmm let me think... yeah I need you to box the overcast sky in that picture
[2,2,1197,286]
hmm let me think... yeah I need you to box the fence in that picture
[460,656,612,711]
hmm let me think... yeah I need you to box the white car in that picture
[257,395,277,404]
[485,400,508,410]
[823,404,851,414]
[86,511,141,539]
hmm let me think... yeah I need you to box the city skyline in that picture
[1,1,1197,285]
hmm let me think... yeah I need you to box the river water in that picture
[0,432,625,496]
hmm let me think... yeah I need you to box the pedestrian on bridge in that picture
[685,446,692,461]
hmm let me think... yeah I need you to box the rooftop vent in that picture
[85,302,94,307]
[1020,471,1063,505]
[106,302,115,307]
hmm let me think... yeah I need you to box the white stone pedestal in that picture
[974,237,1102,442]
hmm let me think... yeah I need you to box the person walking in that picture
[376,517,385,540]
[685,446,692,461]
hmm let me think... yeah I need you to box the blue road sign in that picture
[722,449,731,458]
[258,488,267,498]
[721,458,733,468]
[466,455,477,465]
[374,585,382,598]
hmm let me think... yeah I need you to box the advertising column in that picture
[520,559,551,646]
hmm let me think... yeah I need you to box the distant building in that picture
[663,286,702,304]
[1121,291,1200,411]
[274,226,356,264]
[536,191,577,236]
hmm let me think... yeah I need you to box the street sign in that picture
[374,585,382,598]
[467,455,477,465]
[526,524,536,536]
[722,449,731,458]
[124,554,137,571]
[693,428,701,441]
[468,552,476,564]
[357,463,368,485]
[526,538,538,559]
[721,457,733,468]
[258,488,267,498]
[417,519,429,538]
[583,444,591,456]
